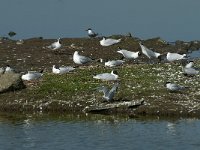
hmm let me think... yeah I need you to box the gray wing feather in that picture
[107,83,119,100]
[79,56,92,64]
[184,67,199,75]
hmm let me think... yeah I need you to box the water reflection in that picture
[166,122,177,135]
[0,113,200,150]
[21,117,36,149]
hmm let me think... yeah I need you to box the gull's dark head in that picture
[112,70,118,75]
[165,81,171,87]
[86,28,92,31]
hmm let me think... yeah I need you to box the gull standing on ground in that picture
[185,61,194,68]
[47,38,61,50]
[117,47,141,60]
[16,39,24,45]
[100,37,121,46]
[165,82,189,92]
[105,60,125,67]
[73,51,93,65]
[5,65,15,73]
[96,82,120,102]
[93,70,119,81]
[166,52,186,62]
[184,60,200,70]
[182,65,199,76]
[86,28,98,38]
[139,43,161,59]
[21,70,43,81]
[52,65,75,74]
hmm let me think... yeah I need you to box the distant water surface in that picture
[1,0,200,41]
[0,113,200,150]
[188,49,200,59]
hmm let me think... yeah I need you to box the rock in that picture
[188,41,200,50]
[83,100,144,113]
[0,73,25,93]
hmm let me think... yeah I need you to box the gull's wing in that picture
[108,82,119,100]
[79,55,92,64]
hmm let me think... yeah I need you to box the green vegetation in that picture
[30,61,200,102]
[0,60,199,115]
[0,36,199,116]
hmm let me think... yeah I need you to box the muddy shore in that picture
[0,35,200,118]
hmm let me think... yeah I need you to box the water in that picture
[0,113,200,150]
[188,49,200,59]
[1,0,200,41]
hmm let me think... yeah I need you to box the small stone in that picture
[0,73,25,93]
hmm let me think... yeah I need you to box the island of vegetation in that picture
[0,35,199,118]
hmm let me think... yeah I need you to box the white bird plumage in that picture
[105,60,125,67]
[21,70,43,81]
[100,37,121,46]
[185,61,194,68]
[166,52,186,62]
[73,51,93,65]
[182,66,199,76]
[117,47,141,60]
[139,43,161,59]
[47,38,61,50]
[16,39,24,45]
[93,70,119,81]
[96,82,119,101]
[165,82,189,92]
[5,65,15,73]
[52,65,75,74]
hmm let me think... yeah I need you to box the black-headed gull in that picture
[100,37,121,46]
[21,70,43,81]
[73,51,93,65]
[165,82,189,92]
[182,66,199,76]
[184,60,200,70]
[86,28,98,38]
[96,82,119,102]
[52,65,75,74]
[4,65,15,73]
[185,61,194,68]
[117,47,141,60]
[166,52,186,62]
[16,39,24,45]
[139,43,161,59]
[93,70,119,81]
[47,38,62,50]
[105,60,125,67]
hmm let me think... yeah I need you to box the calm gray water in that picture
[0,113,200,150]
[188,49,200,59]
[1,0,200,41]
